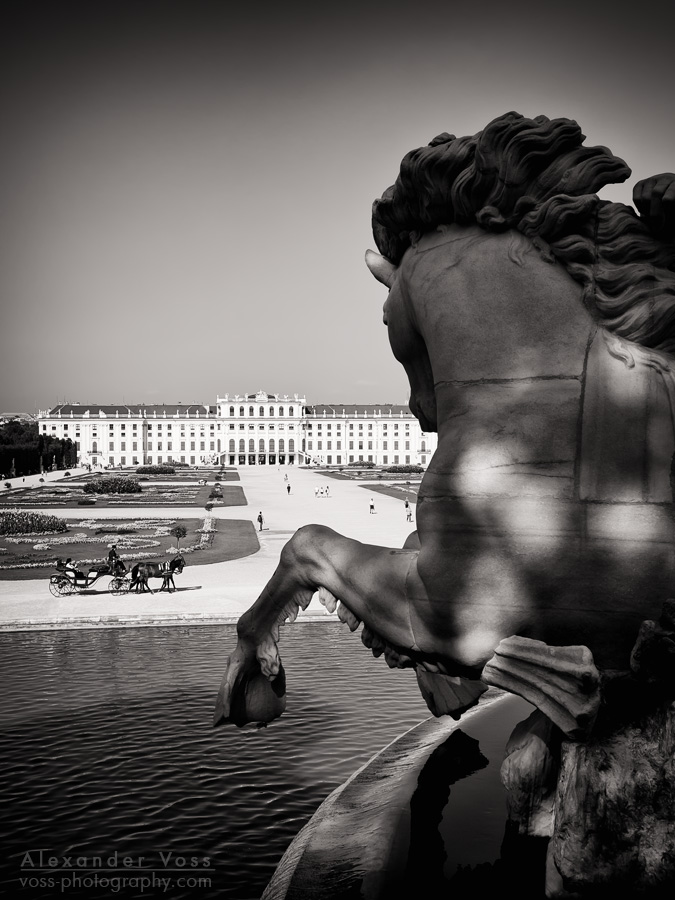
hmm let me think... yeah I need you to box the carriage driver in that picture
[108,544,119,572]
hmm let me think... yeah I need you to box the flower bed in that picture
[83,476,142,494]
[0,510,68,535]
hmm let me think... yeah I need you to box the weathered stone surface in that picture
[500,709,561,838]
[550,700,675,894]
[630,600,675,686]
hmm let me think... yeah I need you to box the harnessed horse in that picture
[129,554,185,593]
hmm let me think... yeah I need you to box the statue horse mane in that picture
[372,111,675,355]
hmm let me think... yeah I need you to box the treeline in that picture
[0,421,77,477]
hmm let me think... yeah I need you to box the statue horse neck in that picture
[399,225,675,504]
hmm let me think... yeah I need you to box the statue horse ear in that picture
[365,249,397,289]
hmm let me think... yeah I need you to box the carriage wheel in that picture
[49,575,72,597]
[109,576,131,596]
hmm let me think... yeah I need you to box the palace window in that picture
[239,407,244,416]
[278,407,284,416]
[229,407,235,416]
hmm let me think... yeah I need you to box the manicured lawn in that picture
[0,515,259,580]
[362,482,420,502]
[70,469,240,483]
[0,483,246,509]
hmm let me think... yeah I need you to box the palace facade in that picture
[36,391,437,469]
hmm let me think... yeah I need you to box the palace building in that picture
[36,391,437,469]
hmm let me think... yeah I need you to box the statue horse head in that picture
[364,111,675,672]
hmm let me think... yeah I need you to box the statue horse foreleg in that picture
[214,525,487,728]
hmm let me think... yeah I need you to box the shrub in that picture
[348,460,376,468]
[170,525,187,548]
[64,472,71,477]
[0,511,68,535]
[4,482,11,490]
[136,465,176,475]
[204,502,214,511]
[381,464,424,474]
[77,498,97,506]
[83,477,142,494]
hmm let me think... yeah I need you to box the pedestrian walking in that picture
[325,485,330,497]
[369,498,375,514]
[287,484,291,494]
[405,499,413,521]
[319,487,325,498]
[314,487,319,498]
[257,511,264,531]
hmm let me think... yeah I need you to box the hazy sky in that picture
[2,0,674,412]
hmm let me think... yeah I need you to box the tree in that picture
[170,525,187,549]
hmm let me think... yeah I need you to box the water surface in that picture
[1,622,434,899]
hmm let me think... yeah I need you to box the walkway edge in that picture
[0,612,339,632]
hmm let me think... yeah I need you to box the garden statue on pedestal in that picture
[215,112,675,895]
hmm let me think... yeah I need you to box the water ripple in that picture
[0,624,430,899]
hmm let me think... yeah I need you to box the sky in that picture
[1,0,674,412]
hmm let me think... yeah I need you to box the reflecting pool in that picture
[0,623,435,899]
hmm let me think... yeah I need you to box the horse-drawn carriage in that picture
[48,554,186,596]
[49,560,131,596]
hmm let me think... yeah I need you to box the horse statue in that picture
[215,112,675,892]
[129,554,185,593]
